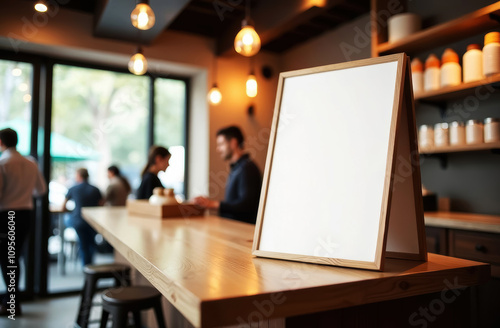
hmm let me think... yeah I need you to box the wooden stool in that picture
[99,286,167,328]
[76,263,131,328]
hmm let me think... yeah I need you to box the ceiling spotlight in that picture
[128,47,148,75]
[34,0,48,13]
[131,0,155,30]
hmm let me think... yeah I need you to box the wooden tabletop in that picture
[82,207,490,328]
[425,211,500,234]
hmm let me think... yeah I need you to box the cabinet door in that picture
[425,226,447,255]
[449,229,500,278]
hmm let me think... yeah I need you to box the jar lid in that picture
[450,121,464,127]
[425,54,440,69]
[484,117,500,124]
[419,124,433,131]
[485,32,500,45]
[466,119,483,125]
[411,58,423,72]
[435,122,449,129]
[466,44,481,51]
[442,48,459,64]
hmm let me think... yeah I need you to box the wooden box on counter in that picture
[126,199,205,219]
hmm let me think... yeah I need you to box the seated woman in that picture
[104,165,131,206]
[136,146,171,199]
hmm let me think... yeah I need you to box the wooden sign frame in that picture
[252,53,427,271]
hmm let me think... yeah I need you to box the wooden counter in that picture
[82,207,490,328]
[425,211,500,234]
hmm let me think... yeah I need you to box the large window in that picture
[48,65,188,292]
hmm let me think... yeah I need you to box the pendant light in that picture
[234,0,261,57]
[131,0,156,30]
[128,47,148,75]
[34,0,48,12]
[246,73,257,98]
[246,58,257,98]
[208,57,222,105]
[208,84,222,105]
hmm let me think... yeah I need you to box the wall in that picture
[282,15,371,71]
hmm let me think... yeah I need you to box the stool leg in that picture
[100,309,110,328]
[153,300,167,328]
[112,309,129,328]
[132,311,142,328]
[77,276,97,328]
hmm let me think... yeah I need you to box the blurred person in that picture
[136,146,171,199]
[194,126,262,224]
[61,168,102,266]
[0,128,47,317]
[103,165,131,206]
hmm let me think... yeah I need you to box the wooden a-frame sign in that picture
[252,53,427,271]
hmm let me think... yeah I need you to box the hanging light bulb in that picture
[208,84,222,105]
[34,0,48,12]
[246,73,257,98]
[131,0,155,30]
[128,47,148,75]
[234,21,261,57]
[208,57,222,105]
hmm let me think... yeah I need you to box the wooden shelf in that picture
[425,211,500,233]
[420,141,500,154]
[376,2,500,56]
[414,73,500,102]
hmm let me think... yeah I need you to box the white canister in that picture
[463,44,484,83]
[424,54,440,91]
[418,125,434,149]
[411,58,424,94]
[483,32,500,77]
[466,119,484,144]
[484,117,500,143]
[449,121,466,146]
[440,49,461,87]
[387,13,422,43]
[434,123,449,147]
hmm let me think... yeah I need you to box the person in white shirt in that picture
[0,128,47,317]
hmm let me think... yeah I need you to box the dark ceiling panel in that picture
[23,0,370,53]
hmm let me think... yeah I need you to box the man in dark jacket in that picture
[195,126,262,224]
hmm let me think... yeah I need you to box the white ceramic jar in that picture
[483,32,500,77]
[449,121,466,146]
[418,125,434,149]
[387,13,422,43]
[434,123,449,147]
[466,119,484,144]
[484,117,500,143]
[463,44,483,83]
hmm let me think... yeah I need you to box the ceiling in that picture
[26,0,369,54]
